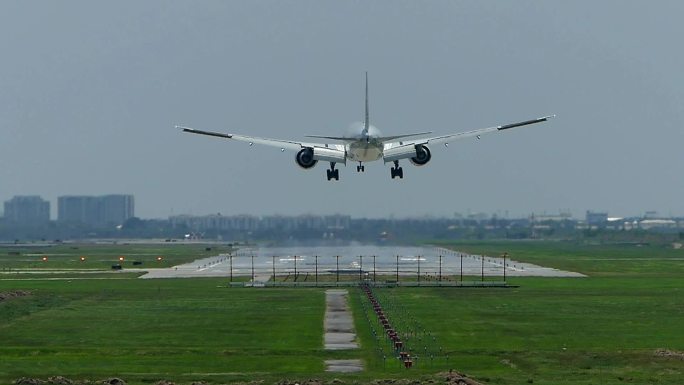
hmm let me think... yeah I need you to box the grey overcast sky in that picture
[1,1,683,219]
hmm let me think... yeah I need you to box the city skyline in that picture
[2,194,134,224]
[0,193,679,221]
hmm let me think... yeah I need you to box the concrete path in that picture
[324,289,363,372]
[324,289,358,349]
[324,359,363,373]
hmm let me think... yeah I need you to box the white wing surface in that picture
[384,115,554,150]
[178,126,325,151]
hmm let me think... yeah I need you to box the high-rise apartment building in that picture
[101,195,135,226]
[58,195,134,226]
[3,196,50,225]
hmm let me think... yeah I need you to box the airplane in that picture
[178,73,553,181]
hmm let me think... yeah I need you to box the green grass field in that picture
[1,241,683,384]
[439,240,684,278]
[0,243,232,271]
[0,279,324,383]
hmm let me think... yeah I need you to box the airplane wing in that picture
[178,126,322,151]
[384,115,554,148]
[382,115,554,162]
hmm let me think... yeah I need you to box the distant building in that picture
[100,195,135,226]
[639,219,677,230]
[3,196,50,225]
[58,195,134,227]
[530,211,573,223]
[169,214,259,232]
[586,211,608,226]
[58,196,98,224]
[466,212,490,223]
[169,213,351,233]
[644,211,660,220]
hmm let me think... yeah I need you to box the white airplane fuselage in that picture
[345,124,384,162]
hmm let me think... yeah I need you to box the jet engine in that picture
[295,148,318,169]
[410,144,431,166]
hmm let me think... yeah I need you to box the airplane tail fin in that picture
[363,72,369,134]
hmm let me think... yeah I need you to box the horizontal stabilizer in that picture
[306,131,433,142]
[305,135,359,141]
[377,132,433,142]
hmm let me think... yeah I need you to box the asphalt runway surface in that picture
[135,245,585,279]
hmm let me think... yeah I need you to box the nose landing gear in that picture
[356,162,365,172]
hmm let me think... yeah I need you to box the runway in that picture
[136,245,585,279]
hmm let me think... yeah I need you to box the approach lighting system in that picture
[42,256,48,262]
[80,256,86,262]
[119,256,125,262]
[157,256,163,262]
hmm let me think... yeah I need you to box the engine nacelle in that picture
[295,148,318,169]
[410,144,431,166]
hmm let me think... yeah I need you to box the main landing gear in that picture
[390,160,403,179]
[326,162,339,181]
[356,162,365,172]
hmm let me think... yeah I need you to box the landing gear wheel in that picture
[390,161,403,179]
[327,162,339,181]
[326,169,339,181]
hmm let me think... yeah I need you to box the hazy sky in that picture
[1,1,683,219]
